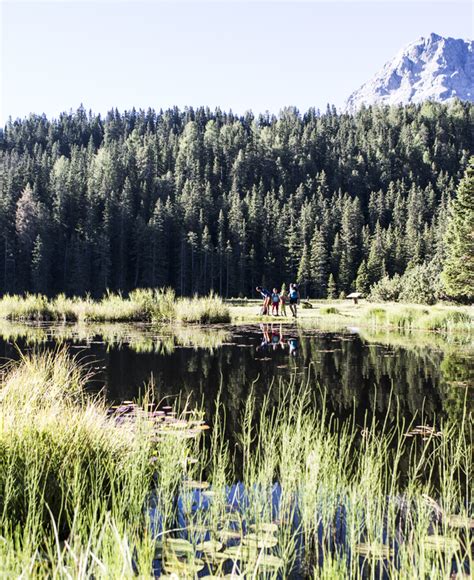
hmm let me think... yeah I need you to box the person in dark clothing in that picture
[288,283,300,318]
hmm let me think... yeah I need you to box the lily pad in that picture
[249,522,278,534]
[422,535,461,552]
[182,480,210,490]
[164,538,194,555]
[163,556,205,575]
[196,540,223,554]
[220,529,242,542]
[355,542,394,559]
[446,514,474,529]
[242,532,278,549]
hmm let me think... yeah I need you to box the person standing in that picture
[288,283,300,318]
[271,288,280,316]
[279,287,288,316]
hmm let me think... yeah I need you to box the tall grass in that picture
[1,352,472,577]
[364,306,473,333]
[0,350,203,577]
[0,289,230,324]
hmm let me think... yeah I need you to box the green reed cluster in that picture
[0,289,230,324]
[0,352,472,578]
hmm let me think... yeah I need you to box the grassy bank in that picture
[0,290,230,324]
[230,299,473,334]
[1,352,472,577]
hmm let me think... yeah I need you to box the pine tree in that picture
[355,260,370,294]
[441,158,474,301]
[31,234,49,294]
[327,273,337,299]
[310,227,328,298]
[297,243,311,297]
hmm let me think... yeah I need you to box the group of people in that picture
[255,283,301,318]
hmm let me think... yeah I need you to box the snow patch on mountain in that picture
[345,33,474,110]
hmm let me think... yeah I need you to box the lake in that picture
[0,320,471,431]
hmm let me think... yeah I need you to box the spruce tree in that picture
[355,260,370,294]
[297,243,311,297]
[310,227,328,298]
[441,158,474,301]
[327,273,337,299]
[31,234,49,294]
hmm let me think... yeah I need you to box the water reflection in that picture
[0,321,471,428]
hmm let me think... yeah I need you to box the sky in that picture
[1,0,473,123]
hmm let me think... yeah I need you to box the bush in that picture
[320,306,339,315]
[369,262,443,305]
[368,275,403,302]
[398,263,441,305]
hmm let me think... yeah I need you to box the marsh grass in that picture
[0,352,472,578]
[0,289,230,324]
[0,350,204,578]
[364,306,473,333]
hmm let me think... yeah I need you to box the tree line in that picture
[0,100,472,300]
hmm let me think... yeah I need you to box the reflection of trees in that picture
[439,352,474,424]
[0,321,470,429]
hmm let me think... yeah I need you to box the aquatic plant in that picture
[0,290,230,324]
[176,293,230,324]
[0,352,472,577]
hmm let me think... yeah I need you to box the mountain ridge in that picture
[345,33,474,110]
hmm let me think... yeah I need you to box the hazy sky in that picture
[1,0,472,123]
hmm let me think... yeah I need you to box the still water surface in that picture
[0,321,471,428]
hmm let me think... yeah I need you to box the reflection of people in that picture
[271,288,280,316]
[288,337,298,357]
[256,286,271,315]
[279,289,287,317]
[289,283,300,318]
[273,324,286,351]
[258,323,271,351]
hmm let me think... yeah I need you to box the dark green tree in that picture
[441,158,474,301]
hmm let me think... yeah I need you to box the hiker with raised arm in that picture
[256,286,271,315]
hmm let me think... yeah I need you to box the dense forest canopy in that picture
[0,101,472,299]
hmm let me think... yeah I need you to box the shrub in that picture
[399,263,441,305]
[320,306,339,315]
[368,275,403,302]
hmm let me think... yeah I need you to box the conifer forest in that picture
[1,101,472,301]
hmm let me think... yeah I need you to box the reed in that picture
[0,352,471,577]
[0,289,230,324]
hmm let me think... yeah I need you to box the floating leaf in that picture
[422,535,461,552]
[220,529,242,542]
[163,556,204,575]
[249,522,278,534]
[182,480,210,490]
[355,542,394,559]
[223,545,258,562]
[164,538,194,555]
[196,540,223,554]
[242,532,278,549]
[446,514,474,529]
[255,553,284,570]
